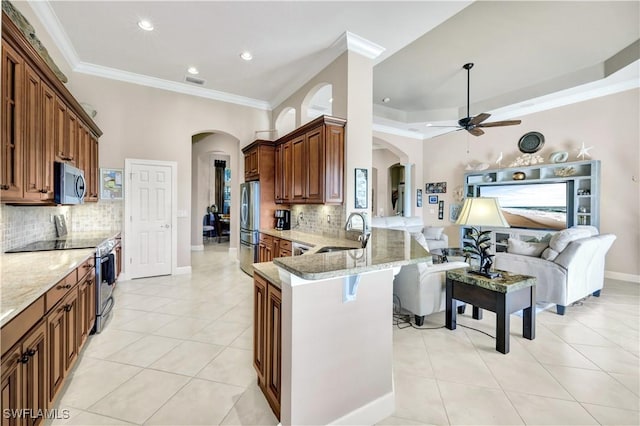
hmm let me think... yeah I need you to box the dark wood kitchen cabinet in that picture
[274,140,292,203]
[253,272,282,420]
[243,140,275,182]
[1,11,102,205]
[274,115,345,205]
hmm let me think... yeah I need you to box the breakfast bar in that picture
[265,228,431,425]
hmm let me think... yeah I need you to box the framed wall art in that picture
[416,189,422,207]
[100,168,124,200]
[354,168,368,209]
[438,200,445,220]
[428,195,438,204]
[426,181,447,193]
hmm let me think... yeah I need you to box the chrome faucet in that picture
[345,212,371,248]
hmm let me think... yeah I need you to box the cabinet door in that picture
[86,271,96,335]
[46,305,65,406]
[253,273,267,385]
[274,144,282,202]
[21,321,47,426]
[1,43,24,199]
[281,141,292,202]
[40,84,56,201]
[305,127,324,203]
[265,283,282,418]
[291,135,306,202]
[66,110,77,165]
[324,125,344,204]
[23,63,44,201]
[86,135,98,201]
[272,237,281,259]
[62,289,79,375]
[1,345,22,426]
[77,280,89,350]
[53,97,67,162]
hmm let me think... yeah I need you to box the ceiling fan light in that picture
[240,51,253,61]
[187,67,199,75]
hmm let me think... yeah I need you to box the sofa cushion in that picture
[549,228,593,253]
[423,226,444,240]
[411,232,430,251]
[541,247,560,261]
[507,238,548,257]
[384,216,406,228]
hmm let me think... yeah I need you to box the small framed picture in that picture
[100,168,124,200]
[354,168,368,209]
[438,200,445,220]
[416,189,423,207]
[428,195,438,204]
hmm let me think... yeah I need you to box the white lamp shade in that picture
[455,197,510,227]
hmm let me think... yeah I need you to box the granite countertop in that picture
[258,229,361,253]
[0,230,120,328]
[272,228,430,280]
[446,268,536,293]
[0,249,95,327]
[253,262,282,289]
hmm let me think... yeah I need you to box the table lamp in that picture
[455,197,510,278]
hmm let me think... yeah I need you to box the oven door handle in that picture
[101,296,115,318]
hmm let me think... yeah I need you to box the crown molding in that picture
[28,0,80,69]
[331,31,386,60]
[74,62,271,110]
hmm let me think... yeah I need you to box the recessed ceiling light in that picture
[187,67,199,75]
[382,97,391,103]
[240,51,253,61]
[137,20,154,31]
[425,123,433,127]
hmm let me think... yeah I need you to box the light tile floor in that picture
[50,243,639,425]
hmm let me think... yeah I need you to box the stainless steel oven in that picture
[94,237,119,333]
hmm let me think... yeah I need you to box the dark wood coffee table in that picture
[445,268,536,354]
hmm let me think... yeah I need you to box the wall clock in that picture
[518,131,545,153]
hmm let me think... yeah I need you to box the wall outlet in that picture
[327,215,331,223]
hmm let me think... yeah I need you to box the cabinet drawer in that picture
[78,257,95,281]
[260,234,273,245]
[279,240,291,251]
[46,272,77,311]
[0,296,45,356]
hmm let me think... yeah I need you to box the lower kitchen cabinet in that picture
[258,233,292,263]
[253,273,282,420]
[1,256,95,423]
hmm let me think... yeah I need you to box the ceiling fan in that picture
[438,63,522,136]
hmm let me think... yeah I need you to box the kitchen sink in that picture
[315,246,355,254]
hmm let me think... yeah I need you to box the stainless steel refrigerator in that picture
[239,181,260,275]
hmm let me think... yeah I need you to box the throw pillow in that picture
[507,238,548,257]
[423,226,444,240]
[541,247,560,261]
[411,232,430,252]
[549,228,592,253]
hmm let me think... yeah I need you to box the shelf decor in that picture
[426,181,447,193]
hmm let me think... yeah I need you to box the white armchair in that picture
[393,260,469,325]
[494,226,616,315]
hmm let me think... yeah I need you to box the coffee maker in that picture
[274,209,291,230]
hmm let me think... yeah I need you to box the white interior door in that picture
[127,161,173,279]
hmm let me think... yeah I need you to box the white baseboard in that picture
[191,245,204,251]
[228,247,238,259]
[329,391,394,425]
[174,266,192,275]
[606,270,640,283]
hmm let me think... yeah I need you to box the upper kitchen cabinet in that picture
[243,140,275,182]
[1,11,102,204]
[275,115,345,205]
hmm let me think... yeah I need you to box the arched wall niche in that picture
[275,107,296,139]
[301,83,333,124]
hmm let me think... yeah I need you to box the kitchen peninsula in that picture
[253,227,431,425]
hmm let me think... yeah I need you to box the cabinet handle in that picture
[87,279,93,286]
[19,354,30,364]
[0,185,9,190]
[25,349,36,357]
[63,304,72,312]
[39,189,48,193]
[57,284,72,289]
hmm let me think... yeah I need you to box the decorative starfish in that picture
[577,142,593,160]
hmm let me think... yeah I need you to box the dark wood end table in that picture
[445,268,536,354]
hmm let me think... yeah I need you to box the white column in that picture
[402,163,412,217]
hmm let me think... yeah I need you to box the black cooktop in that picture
[6,237,106,253]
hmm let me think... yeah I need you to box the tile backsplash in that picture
[290,204,345,237]
[0,201,123,252]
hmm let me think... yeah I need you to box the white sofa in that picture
[371,216,448,251]
[494,226,616,315]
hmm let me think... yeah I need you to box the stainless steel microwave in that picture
[54,162,86,204]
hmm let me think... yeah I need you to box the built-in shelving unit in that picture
[461,160,600,252]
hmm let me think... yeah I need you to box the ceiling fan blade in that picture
[468,127,485,137]
[478,120,522,128]
[469,113,491,125]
